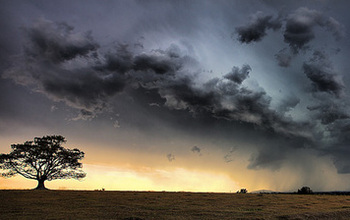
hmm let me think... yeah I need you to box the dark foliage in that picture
[237,188,248,194]
[0,135,85,190]
[297,186,313,194]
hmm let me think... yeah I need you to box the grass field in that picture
[2,190,350,219]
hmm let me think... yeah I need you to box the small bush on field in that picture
[297,186,313,194]
[237,188,248,193]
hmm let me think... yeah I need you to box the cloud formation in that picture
[232,7,350,174]
[235,12,282,43]
[25,19,99,63]
[3,19,314,169]
[224,64,251,84]
[3,19,195,120]
[191,146,201,155]
[284,7,344,53]
[303,50,344,97]
[3,13,350,176]
[3,18,123,119]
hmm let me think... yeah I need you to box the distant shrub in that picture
[297,186,313,194]
[237,188,248,194]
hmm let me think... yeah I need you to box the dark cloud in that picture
[3,19,125,119]
[155,65,313,143]
[231,8,349,174]
[321,120,350,173]
[307,104,349,125]
[235,12,282,43]
[159,77,218,114]
[3,19,195,120]
[246,132,316,171]
[102,44,184,75]
[134,54,176,75]
[303,92,350,174]
[25,18,99,63]
[3,14,350,176]
[275,48,293,67]
[284,7,344,53]
[167,153,175,162]
[248,149,285,171]
[224,64,251,84]
[191,146,201,154]
[102,44,134,73]
[303,50,343,96]
[3,19,315,173]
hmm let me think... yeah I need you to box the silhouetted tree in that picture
[0,135,86,190]
[297,186,313,194]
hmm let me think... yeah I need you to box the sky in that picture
[1,0,350,192]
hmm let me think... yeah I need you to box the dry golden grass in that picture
[1,190,350,219]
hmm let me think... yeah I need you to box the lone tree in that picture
[0,135,86,190]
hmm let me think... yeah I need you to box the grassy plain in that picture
[1,190,350,219]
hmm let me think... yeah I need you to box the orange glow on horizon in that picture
[0,163,241,192]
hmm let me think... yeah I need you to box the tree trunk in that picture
[34,178,48,190]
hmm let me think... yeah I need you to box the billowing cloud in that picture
[101,43,185,75]
[307,103,349,125]
[4,19,314,150]
[284,7,344,53]
[235,12,282,43]
[325,120,350,173]
[248,147,285,171]
[3,13,350,177]
[224,64,251,84]
[3,19,196,120]
[3,18,124,119]
[303,50,344,96]
[25,18,99,63]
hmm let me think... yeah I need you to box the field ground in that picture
[2,190,350,219]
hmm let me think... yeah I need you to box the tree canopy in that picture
[0,135,86,190]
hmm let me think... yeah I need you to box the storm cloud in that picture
[284,7,344,53]
[3,18,123,119]
[235,12,282,43]
[3,19,195,120]
[4,18,316,168]
[25,18,99,63]
[231,6,350,173]
[224,64,251,84]
[2,0,350,182]
[303,50,344,96]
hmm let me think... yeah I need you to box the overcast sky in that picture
[1,0,350,192]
